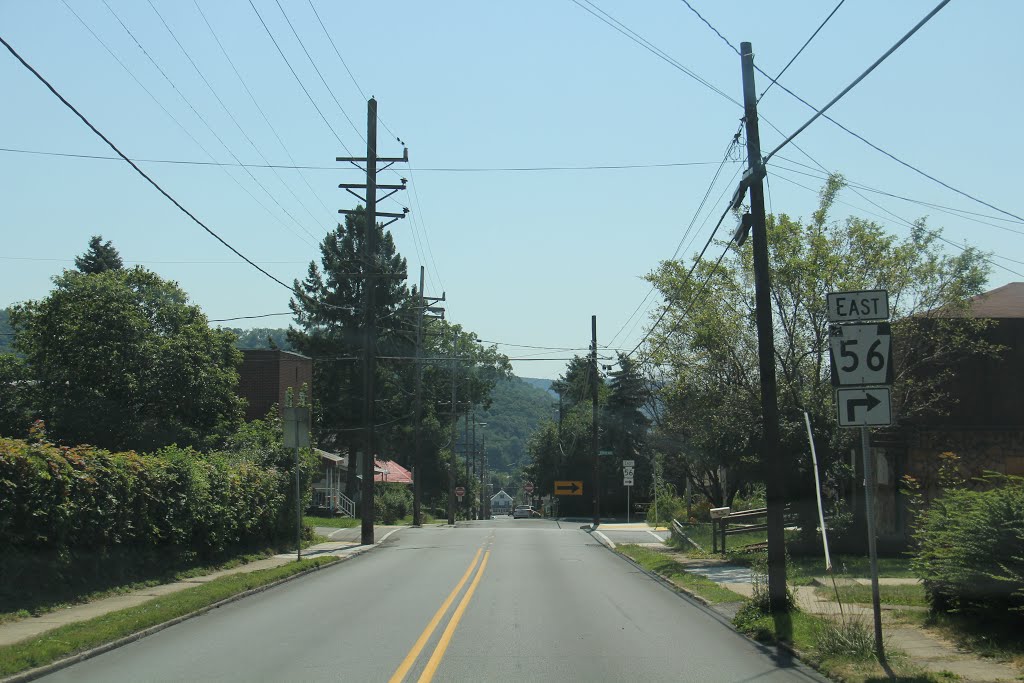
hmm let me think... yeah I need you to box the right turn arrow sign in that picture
[837,387,891,427]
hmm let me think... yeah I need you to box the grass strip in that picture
[788,554,915,585]
[303,515,360,529]
[0,556,337,677]
[732,605,957,683]
[616,545,746,604]
[815,583,928,607]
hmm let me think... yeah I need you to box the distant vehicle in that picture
[512,505,537,519]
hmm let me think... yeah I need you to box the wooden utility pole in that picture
[361,98,378,546]
[412,267,444,527]
[448,330,459,525]
[591,315,600,528]
[336,98,408,546]
[740,43,788,612]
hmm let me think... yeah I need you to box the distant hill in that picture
[479,377,556,472]
[219,325,554,473]
[520,377,556,397]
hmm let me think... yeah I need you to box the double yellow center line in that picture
[388,542,492,683]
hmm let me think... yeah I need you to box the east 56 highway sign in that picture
[830,323,893,387]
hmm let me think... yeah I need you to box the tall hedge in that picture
[0,436,287,558]
[910,472,1024,619]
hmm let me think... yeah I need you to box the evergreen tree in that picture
[287,208,411,498]
[74,235,124,274]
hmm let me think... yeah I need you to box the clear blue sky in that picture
[2,1,1021,379]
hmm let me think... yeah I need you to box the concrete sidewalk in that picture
[658,550,1021,682]
[0,526,402,648]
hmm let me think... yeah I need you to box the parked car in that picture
[512,505,537,519]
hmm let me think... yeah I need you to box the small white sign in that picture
[827,290,889,322]
[623,467,635,477]
[836,387,892,427]
[622,459,635,467]
[623,476,634,487]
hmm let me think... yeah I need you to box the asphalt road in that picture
[42,519,824,682]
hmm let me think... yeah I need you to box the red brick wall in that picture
[238,350,313,421]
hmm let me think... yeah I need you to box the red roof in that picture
[374,459,414,484]
[963,282,1024,318]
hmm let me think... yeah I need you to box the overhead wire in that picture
[569,0,740,107]
[191,0,335,221]
[144,0,325,241]
[0,33,293,290]
[57,0,318,248]
[608,130,742,349]
[247,0,353,156]
[755,0,845,102]
[98,0,317,247]
[676,0,1021,226]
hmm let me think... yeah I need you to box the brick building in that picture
[869,283,1024,547]
[237,349,313,421]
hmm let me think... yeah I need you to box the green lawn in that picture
[616,545,746,604]
[0,557,337,677]
[303,515,360,529]
[815,582,927,607]
[673,522,769,554]
[788,554,915,585]
[733,605,956,683]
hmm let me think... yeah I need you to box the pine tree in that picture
[287,208,411,498]
[74,235,124,274]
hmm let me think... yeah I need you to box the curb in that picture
[2,530,401,683]
[604,545,829,683]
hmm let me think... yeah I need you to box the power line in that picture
[98,0,317,247]
[57,0,319,247]
[769,159,1024,237]
[0,32,294,290]
[608,130,742,348]
[675,0,1023,227]
[191,0,335,221]
[762,0,953,164]
[628,203,736,358]
[210,312,293,322]
[247,0,353,156]
[271,0,363,144]
[769,169,1024,279]
[757,0,845,102]
[0,145,734,173]
[569,0,740,107]
[144,0,325,241]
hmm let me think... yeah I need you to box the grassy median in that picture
[0,556,338,678]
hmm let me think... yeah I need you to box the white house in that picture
[490,489,514,516]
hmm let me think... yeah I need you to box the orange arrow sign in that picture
[554,480,583,496]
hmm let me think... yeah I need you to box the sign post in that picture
[455,485,465,504]
[622,460,635,523]
[827,289,890,663]
[283,407,310,562]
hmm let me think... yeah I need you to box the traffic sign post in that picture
[827,289,890,662]
[455,485,465,504]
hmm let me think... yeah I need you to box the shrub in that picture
[0,436,288,557]
[375,482,413,524]
[909,470,1024,619]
